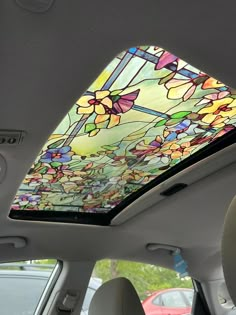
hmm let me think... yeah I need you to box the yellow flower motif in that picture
[166,79,196,101]
[121,169,149,183]
[95,113,120,129]
[23,173,53,186]
[76,90,112,115]
[198,98,236,127]
[159,141,194,159]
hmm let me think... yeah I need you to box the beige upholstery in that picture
[88,277,145,315]
[222,196,236,304]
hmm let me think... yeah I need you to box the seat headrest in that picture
[222,196,236,304]
[88,277,145,315]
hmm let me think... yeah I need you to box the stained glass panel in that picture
[11,46,236,214]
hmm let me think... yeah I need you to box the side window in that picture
[81,278,102,314]
[152,295,162,306]
[0,260,57,315]
[82,287,95,312]
[183,290,194,306]
[161,291,187,308]
[83,260,194,315]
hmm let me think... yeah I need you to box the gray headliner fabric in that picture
[88,278,145,315]
[222,197,236,304]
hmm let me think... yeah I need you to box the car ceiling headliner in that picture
[0,0,235,280]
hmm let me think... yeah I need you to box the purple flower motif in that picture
[150,140,161,148]
[13,194,41,208]
[112,90,140,114]
[28,195,41,204]
[40,146,74,163]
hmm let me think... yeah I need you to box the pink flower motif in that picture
[156,51,178,70]
[196,91,230,106]
[112,90,140,114]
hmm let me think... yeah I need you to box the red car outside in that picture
[142,288,193,315]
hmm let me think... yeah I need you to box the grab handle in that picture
[0,237,26,248]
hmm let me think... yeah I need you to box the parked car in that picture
[0,264,101,315]
[142,288,193,315]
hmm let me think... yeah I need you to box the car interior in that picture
[1,1,236,314]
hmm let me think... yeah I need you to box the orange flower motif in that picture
[121,170,150,183]
[169,141,195,159]
[202,77,225,90]
[132,137,195,165]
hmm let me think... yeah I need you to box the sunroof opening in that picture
[10,46,236,224]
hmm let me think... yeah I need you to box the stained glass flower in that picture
[131,137,170,165]
[40,146,74,163]
[94,113,120,129]
[130,140,160,158]
[170,141,195,159]
[132,136,195,166]
[196,91,230,106]
[198,98,236,127]
[61,181,83,194]
[24,174,51,187]
[202,77,225,90]
[121,169,150,184]
[77,90,112,115]
[12,194,41,210]
[155,51,178,70]
[165,78,197,101]
[165,74,207,101]
[57,165,75,177]
[95,89,140,127]
[80,89,140,136]
[112,90,140,113]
